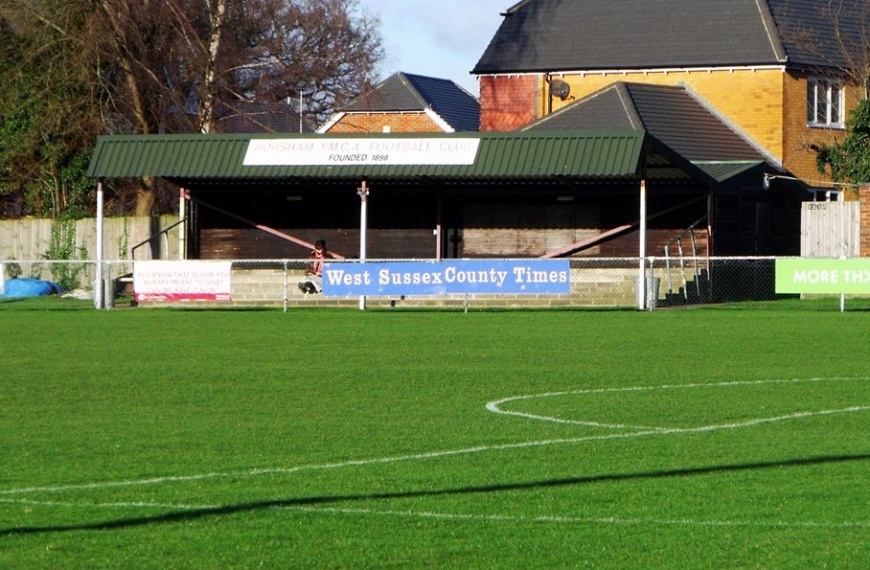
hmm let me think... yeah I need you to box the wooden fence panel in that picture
[0,216,180,261]
[800,201,860,257]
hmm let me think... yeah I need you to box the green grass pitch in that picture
[1,299,869,568]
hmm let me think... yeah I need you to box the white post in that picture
[638,179,647,310]
[179,187,186,260]
[95,180,105,309]
[358,180,369,310]
[435,192,443,261]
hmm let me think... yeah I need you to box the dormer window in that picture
[807,78,843,128]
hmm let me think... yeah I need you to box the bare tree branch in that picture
[1,0,383,216]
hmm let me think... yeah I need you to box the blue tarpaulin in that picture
[0,278,64,298]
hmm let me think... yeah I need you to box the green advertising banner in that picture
[775,258,870,294]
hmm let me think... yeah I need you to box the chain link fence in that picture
[1,256,807,310]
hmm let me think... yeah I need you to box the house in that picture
[464,0,870,262]
[472,0,867,189]
[318,72,480,133]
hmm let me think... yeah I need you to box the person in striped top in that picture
[299,239,327,294]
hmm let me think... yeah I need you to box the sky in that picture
[358,1,511,97]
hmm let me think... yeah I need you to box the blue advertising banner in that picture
[322,260,571,297]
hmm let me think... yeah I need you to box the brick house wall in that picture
[782,72,863,190]
[324,112,445,134]
[479,75,538,131]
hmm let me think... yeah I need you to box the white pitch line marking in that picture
[0,498,219,510]
[1,378,867,499]
[2,409,866,497]
[486,377,870,430]
[3,498,868,531]
[284,505,870,530]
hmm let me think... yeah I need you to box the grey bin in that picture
[103,277,115,308]
[646,277,660,309]
[637,276,660,310]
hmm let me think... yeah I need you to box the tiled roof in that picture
[474,0,865,74]
[213,103,313,134]
[523,82,769,175]
[767,0,868,70]
[342,72,480,131]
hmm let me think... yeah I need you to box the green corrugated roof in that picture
[694,161,765,183]
[87,131,662,181]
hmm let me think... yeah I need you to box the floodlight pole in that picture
[358,180,369,311]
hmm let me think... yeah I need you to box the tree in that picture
[0,0,384,217]
[815,98,870,184]
[0,1,103,218]
[90,0,382,132]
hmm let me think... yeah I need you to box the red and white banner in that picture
[134,261,232,302]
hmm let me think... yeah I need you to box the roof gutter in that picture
[475,64,787,80]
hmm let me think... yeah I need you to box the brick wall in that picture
[781,73,864,187]
[479,75,538,131]
[325,112,444,133]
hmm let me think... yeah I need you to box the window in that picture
[807,78,843,127]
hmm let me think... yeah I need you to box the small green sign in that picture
[775,258,870,294]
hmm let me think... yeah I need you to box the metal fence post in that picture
[283,260,289,313]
